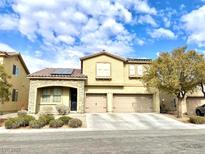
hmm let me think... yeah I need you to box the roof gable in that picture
[80,50,126,62]
[0,51,30,74]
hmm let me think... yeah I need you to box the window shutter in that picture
[129,65,135,76]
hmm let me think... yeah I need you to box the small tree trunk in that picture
[176,97,186,118]
[200,83,205,97]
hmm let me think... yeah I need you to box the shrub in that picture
[68,118,82,128]
[38,114,55,126]
[49,119,64,128]
[58,116,72,125]
[29,120,43,129]
[19,115,35,127]
[17,110,27,116]
[4,118,21,129]
[189,116,205,124]
[55,105,70,115]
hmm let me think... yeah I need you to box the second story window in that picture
[129,64,144,78]
[12,89,18,102]
[137,65,143,77]
[96,63,111,78]
[12,65,19,76]
[129,65,135,76]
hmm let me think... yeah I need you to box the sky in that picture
[0,0,205,73]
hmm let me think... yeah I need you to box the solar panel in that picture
[51,68,73,75]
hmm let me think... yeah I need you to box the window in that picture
[42,89,50,102]
[96,63,110,77]
[12,65,19,76]
[12,89,18,102]
[137,65,143,77]
[53,88,62,102]
[129,65,135,76]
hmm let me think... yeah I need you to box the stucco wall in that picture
[82,54,160,113]
[35,87,70,114]
[124,63,149,86]
[82,55,124,86]
[28,79,85,114]
[0,56,29,112]
[85,86,160,112]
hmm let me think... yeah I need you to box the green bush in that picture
[5,118,21,129]
[17,110,27,116]
[55,104,70,115]
[68,118,82,128]
[29,120,43,129]
[49,119,64,128]
[189,116,205,124]
[18,115,35,127]
[58,116,72,125]
[38,114,55,126]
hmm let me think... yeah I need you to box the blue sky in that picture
[0,0,205,72]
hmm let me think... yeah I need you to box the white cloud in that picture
[0,0,157,71]
[163,17,171,28]
[181,5,205,47]
[0,43,17,52]
[138,15,157,27]
[0,14,18,30]
[149,28,176,39]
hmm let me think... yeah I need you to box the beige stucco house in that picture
[28,51,160,114]
[0,51,30,113]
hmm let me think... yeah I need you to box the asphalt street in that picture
[1,129,205,154]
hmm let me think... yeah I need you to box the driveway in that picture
[86,113,205,130]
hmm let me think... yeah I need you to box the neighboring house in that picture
[27,51,160,114]
[0,51,30,113]
[160,87,205,116]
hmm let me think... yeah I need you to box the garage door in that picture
[85,94,107,113]
[187,97,205,115]
[113,94,153,112]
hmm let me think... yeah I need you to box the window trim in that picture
[53,88,62,102]
[41,88,51,103]
[96,62,111,80]
[137,65,143,77]
[129,64,136,77]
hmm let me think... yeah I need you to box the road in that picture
[1,129,205,154]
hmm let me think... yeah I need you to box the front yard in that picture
[0,112,86,129]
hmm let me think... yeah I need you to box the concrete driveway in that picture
[86,113,205,130]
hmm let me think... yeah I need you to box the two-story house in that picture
[27,51,160,114]
[0,51,30,113]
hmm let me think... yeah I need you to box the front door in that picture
[70,88,77,111]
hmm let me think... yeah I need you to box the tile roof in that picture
[80,50,126,62]
[28,68,87,80]
[80,50,152,63]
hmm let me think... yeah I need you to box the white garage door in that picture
[85,94,107,113]
[113,94,153,112]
